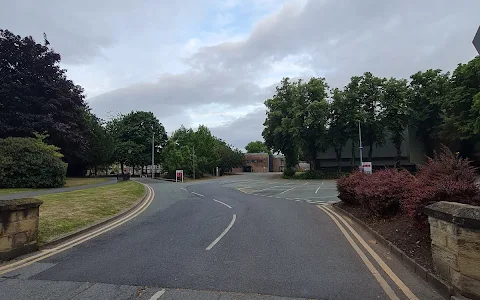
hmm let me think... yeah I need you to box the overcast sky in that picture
[2,0,479,149]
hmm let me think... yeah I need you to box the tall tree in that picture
[263,78,299,175]
[408,69,450,156]
[245,141,270,153]
[294,78,330,170]
[381,77,410,165]
[441,57,480,157]
[345,72,386,161]
[328,88,351,171]
[217,139,244,174]
[85,112,113,175]
[0,29,90,175]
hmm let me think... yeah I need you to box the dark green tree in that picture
[245,141,270,153]
[263,78,299,175]
[381,77,410,165]
[328,88,351,171]
[0,29,90,176]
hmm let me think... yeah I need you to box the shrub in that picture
[402,146,480,225]
[0,136,67,188]
[355,169,415,216]
[337,171,367,204]
[283,168,296,177]
[292,170,348,180]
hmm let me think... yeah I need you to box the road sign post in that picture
[473,25,480,54]
[175,170,184,183]
[362,162,372,174]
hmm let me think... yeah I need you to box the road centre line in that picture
[276,186,297,195]
[322,206,419,300]
[318,206,400,300]
[0,184,155,275]
[149,289,166,300]
[213,199,232,209]
[206,214,236,250]
[180,188,188,192]
[191,191,204,197]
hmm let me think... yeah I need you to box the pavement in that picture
[0,173,443,300]
[0,178,117,200]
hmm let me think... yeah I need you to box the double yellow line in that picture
[318,205,419,300]
[0,183,155,276]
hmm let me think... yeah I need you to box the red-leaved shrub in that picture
[355,169,415,216]
[337,171,367,204]
[402,146,480,225]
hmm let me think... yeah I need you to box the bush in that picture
[292,170,347,180]
[283,168,296,177]
[337,171,367,204]
[0,136,67,188]
[402,146,480,225]
[355,169,415,216]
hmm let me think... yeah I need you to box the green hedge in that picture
[0,137,67,188]
[284,169,347,179]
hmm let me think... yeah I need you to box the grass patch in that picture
[64,177,109,187]
[0,188,38,195]
[36,180,145,244]
[0,177,111,195]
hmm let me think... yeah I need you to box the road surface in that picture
[0,173,443,300]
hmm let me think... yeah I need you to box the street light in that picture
[358,121,363,167]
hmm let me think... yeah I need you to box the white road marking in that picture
[277,186,297,195]
[213,199,232,209]
[191,191,204,197]
[206,214,236,250]
[150,289,166,300]
[315,186,321,194]
[295,200,301,202]
[303,182,308,185]
[255,185,288,192]
[180,188,188,192]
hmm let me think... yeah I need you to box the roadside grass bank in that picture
[0,177,111,195]
[36,180,145,244]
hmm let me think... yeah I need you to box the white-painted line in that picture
[295,200,301,202]
[277,186,297,195]
[180,188,188,192]
[150,289,166,300]
[303,182,308,185]
[206,214,236,250]
[255,185,288,192]
[315,186,321,194]
[191,191,204,197]
[213,199,232,209]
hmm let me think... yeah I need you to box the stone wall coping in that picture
[0,198,43,211]
[425,201,480,230]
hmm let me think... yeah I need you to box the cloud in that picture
[3,0,479,147]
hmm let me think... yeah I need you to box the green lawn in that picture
[0,177,110,195]
[35,180,145,244]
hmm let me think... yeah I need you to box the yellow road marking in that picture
[322,205,419,300]
[318,206,400,300]
[0,183,154,275]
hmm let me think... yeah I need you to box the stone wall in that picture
[425,201,480,299]
[0,198,42,261]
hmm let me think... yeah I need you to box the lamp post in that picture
[358,121,363,167]
[151,128,155,179]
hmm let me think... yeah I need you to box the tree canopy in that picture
[245,141,270,153]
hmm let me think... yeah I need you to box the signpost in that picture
[474,25,480,55]
[362,162,372,174]
[175,170,184,183]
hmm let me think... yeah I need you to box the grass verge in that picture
[36,180,145,244]
[64,177,110,187]
[0,177,111,195]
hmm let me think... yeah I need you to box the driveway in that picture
[0,173,442,300]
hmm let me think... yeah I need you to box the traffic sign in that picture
[474,26,480,55]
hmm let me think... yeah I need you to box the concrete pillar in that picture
[425,201,480,299]
[0,198,42,261]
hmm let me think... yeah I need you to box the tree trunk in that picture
[94,166,97,176]
[120,162,124,174]
[335,146,343,172]
[368,142,373,162]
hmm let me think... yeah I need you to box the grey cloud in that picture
[211,109,267,149]
[191,0,479,88]
[1,0,210,64]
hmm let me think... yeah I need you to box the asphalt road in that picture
[0,173,443,300]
